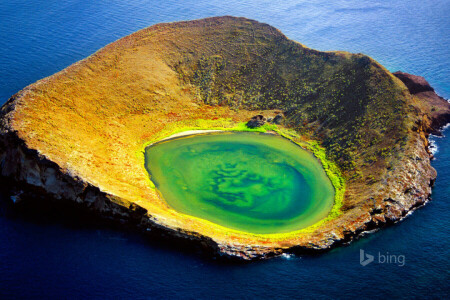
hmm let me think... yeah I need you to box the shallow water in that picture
[145,132,334,233]
[0,0,449,298]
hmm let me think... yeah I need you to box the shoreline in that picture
[154,129,224,143]
[150,128,280,146]
[1,16,449,260]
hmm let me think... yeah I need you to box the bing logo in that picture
[359,249,405,267]
[360,249,374,266]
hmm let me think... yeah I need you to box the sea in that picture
[0,0,448,298]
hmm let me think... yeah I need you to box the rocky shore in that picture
[1,17,449,260]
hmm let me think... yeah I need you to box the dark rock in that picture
[393,71,434,94]
[129,203,148,217]
[395,71,450,135]
[246,115,266,128]
[429,111,450,134]
[272,114,284,124]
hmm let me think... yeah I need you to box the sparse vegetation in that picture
[164,18,414,188]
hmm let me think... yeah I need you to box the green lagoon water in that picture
[145,132,335,234]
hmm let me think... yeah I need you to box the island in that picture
[1,16,449,260]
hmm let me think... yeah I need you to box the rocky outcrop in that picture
[393,71,435,94]
[246,115,266,128]
[394,71,450,134]
[272,114,284,125]
[267,114,284,125]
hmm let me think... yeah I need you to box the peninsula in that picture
[1,17,449,259]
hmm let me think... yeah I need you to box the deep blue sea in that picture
[0,0,449,298]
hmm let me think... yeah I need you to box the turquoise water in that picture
[0,0,449,298]
[145,132,334,233]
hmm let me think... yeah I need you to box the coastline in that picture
[0,16,449,260]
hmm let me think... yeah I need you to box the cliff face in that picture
[0,16,449,260]
[394,71,450,134]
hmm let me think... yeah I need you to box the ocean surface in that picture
[0,0,449,298]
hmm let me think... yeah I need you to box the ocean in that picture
[0,0,449,298]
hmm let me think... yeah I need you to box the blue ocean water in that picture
[0,0,448,298]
